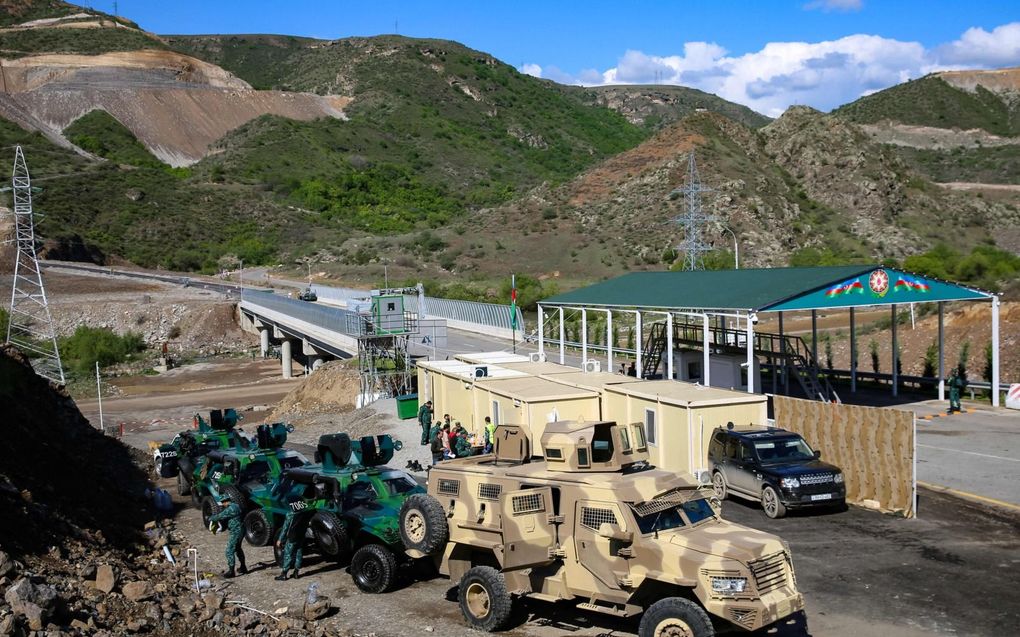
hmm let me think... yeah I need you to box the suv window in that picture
[708,432,725,458]
[739,442,755,462]
[754,437,815,464]
[724,437,740,460]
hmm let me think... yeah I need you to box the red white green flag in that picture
[509,274,518,329]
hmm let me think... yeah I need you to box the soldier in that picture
[482,416,496,454]
[417,400,433,446]
[947,367,965,414]
[430,422,445,465]
[452,422,473,458]
[208,494,247,578]
[274,495,319,581]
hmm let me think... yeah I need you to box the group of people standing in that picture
[417,400,497,465]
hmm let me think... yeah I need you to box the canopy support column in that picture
[780,312,789,395]
[938,302,945,401]
[606,310,613,373]
[811,310,818,363]
[850,308,857,394]
[892,304,899,398]
[746,313,755,394]
[992,296,1000,407]
[581,308,588,363]
[666,312,674,381]
[636,311,643,379]
[537,304,545,356]
[558,307,565,365]
[702,313,711,387]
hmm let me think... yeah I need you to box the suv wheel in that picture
[350,544,397,594]
[761,485,787,519]
[638,597,714,637]
[399,494,449,556]
[711,471,727,500]
[458,566,512,632]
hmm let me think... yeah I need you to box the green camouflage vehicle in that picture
[152,409,252,497]
[194,422,308,530]
[242,433,425,593]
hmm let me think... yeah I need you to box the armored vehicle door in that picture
[500,487,556,570]
[573,500,632,590]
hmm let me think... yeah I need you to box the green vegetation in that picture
[835,75,1020,136]
[894,144,1020,185]
[64,110,172,171]
[0,308,8,339]
[902,243,1020,292]
[568,85,771,131]
[0,0,79,27]
[59,326,145,375]
[0,26,164,57]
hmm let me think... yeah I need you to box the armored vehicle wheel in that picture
[638,597,714,637]
[310,512,350,561]
[190,486,202,509]
[711,471,727,500]
[244,509,274,547]
[201,496,221,529]
[222,485,248,511]
[761,485,787,519]
[458,566,512,632]
[176,472,191,497]
[398,494,448,556]
[350,544,397,594]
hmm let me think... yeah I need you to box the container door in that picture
[573,500,631,590]
[500,487,555,570]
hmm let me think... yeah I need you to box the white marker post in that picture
[96,361,105,432]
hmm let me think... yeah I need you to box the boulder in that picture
[4,577,57,631]
[94,565,116,594]
[303,597,330,621]
[0,552,16,578]
[122,581,154,602]
[201,592,223,610]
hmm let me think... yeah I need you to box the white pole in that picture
[746,313,755,394]
[581,308,588,363]
[811,310,818,363]
[606,310,613,372]
[850,308,857,394]
[537,303,545,356]
[558,307,565,365]
[992,296,1000,407]
[938,302,945,402]
[910,303,915,330]
[636,311,643,379]
[666,312,674,381]
[891,304,898,398]
[702,313,710,387]
[432,322,437,361]
[239,259,243,292]
[95,361,104,432]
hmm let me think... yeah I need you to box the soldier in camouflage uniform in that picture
[208,494,247,578]
[274,498,319,581]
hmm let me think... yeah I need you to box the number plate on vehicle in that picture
[811,493,833,501]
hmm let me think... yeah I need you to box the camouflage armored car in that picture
[153,409,252,496]
[398,421,804,637]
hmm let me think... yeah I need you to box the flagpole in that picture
[511,273,517,353]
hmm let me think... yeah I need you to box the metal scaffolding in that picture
[5,146,64,384]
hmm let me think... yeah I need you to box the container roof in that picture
[541,371,644,392]
[454,351,531,365]
[416,359,528,381]
[475,376,598,401]
[606,379,767,407]
[500,361,583,375]
[542,265,991,312]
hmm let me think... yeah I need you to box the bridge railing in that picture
[241,289,366,336]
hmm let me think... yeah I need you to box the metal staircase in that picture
[641,322,668,379]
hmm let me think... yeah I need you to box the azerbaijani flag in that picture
[509,274,518,329]
[894,275,930,293]
[825,278,864,298]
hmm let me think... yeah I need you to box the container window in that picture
[645,409,657,446]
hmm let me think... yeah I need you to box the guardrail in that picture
[241,290,365,337]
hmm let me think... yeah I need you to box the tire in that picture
[244,509,275,547]
[190,485,202,509]
[310,511,350,561]
[201,496,222,529]
[398,494,449,556]
[711,471,727,500]
[458,566,512,632]
[761,485,787,519]
[350,544,397,594]
[222,485,247,512]
[177,472,191,496]
[638,597,714,637]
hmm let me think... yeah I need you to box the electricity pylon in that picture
[670,151,715,271]
[5,145,64,383]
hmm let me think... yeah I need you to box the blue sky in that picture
[112,1,1020,115]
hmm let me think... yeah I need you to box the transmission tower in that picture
[5,146,64,384]
[670,151,715,271]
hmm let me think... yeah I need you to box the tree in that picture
[869,339,880,374]
[922,341,938,378]
[823,333,833,370]
[983,341,993,382]
[957,340,971,380]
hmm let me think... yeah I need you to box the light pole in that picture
[720,226,739,269]
[238,259,243,292]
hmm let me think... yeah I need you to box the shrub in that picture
[869,339,880,374]
[60,326,145,375]
[923,341,938,378]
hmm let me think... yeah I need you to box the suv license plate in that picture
[811,493,833,501]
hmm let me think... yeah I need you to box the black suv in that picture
[708,425,846,518]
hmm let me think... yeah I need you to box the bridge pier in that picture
[259,327,270,358]
[281,338,294,379]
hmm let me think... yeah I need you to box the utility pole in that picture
[5,146,64,384]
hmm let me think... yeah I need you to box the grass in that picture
[0,25,164,57]
[893,145,1020,185]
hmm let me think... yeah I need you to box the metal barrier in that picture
[241,290,365,336]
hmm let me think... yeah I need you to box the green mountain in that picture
[567,84,771,131]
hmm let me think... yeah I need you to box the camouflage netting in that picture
[0,343,152,556]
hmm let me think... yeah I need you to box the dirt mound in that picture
[0,343,151,555]
[270,359,360,420]
[939,67,1020,95]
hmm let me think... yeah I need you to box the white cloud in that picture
[804,0,863,11]
[540,22,1020,117]
[521,63,543,78]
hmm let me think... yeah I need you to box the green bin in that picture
[396,393,419,420]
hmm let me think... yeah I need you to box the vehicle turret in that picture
[315,433,403,470]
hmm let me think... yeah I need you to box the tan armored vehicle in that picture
[397,421,804,636]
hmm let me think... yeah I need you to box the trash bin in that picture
[395,393,419,420]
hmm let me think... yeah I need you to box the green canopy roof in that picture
[542,266,991,312]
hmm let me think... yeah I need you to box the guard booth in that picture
[473,376,600,454]
[603,380,767,478]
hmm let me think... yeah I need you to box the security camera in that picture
[749,313,759,325]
